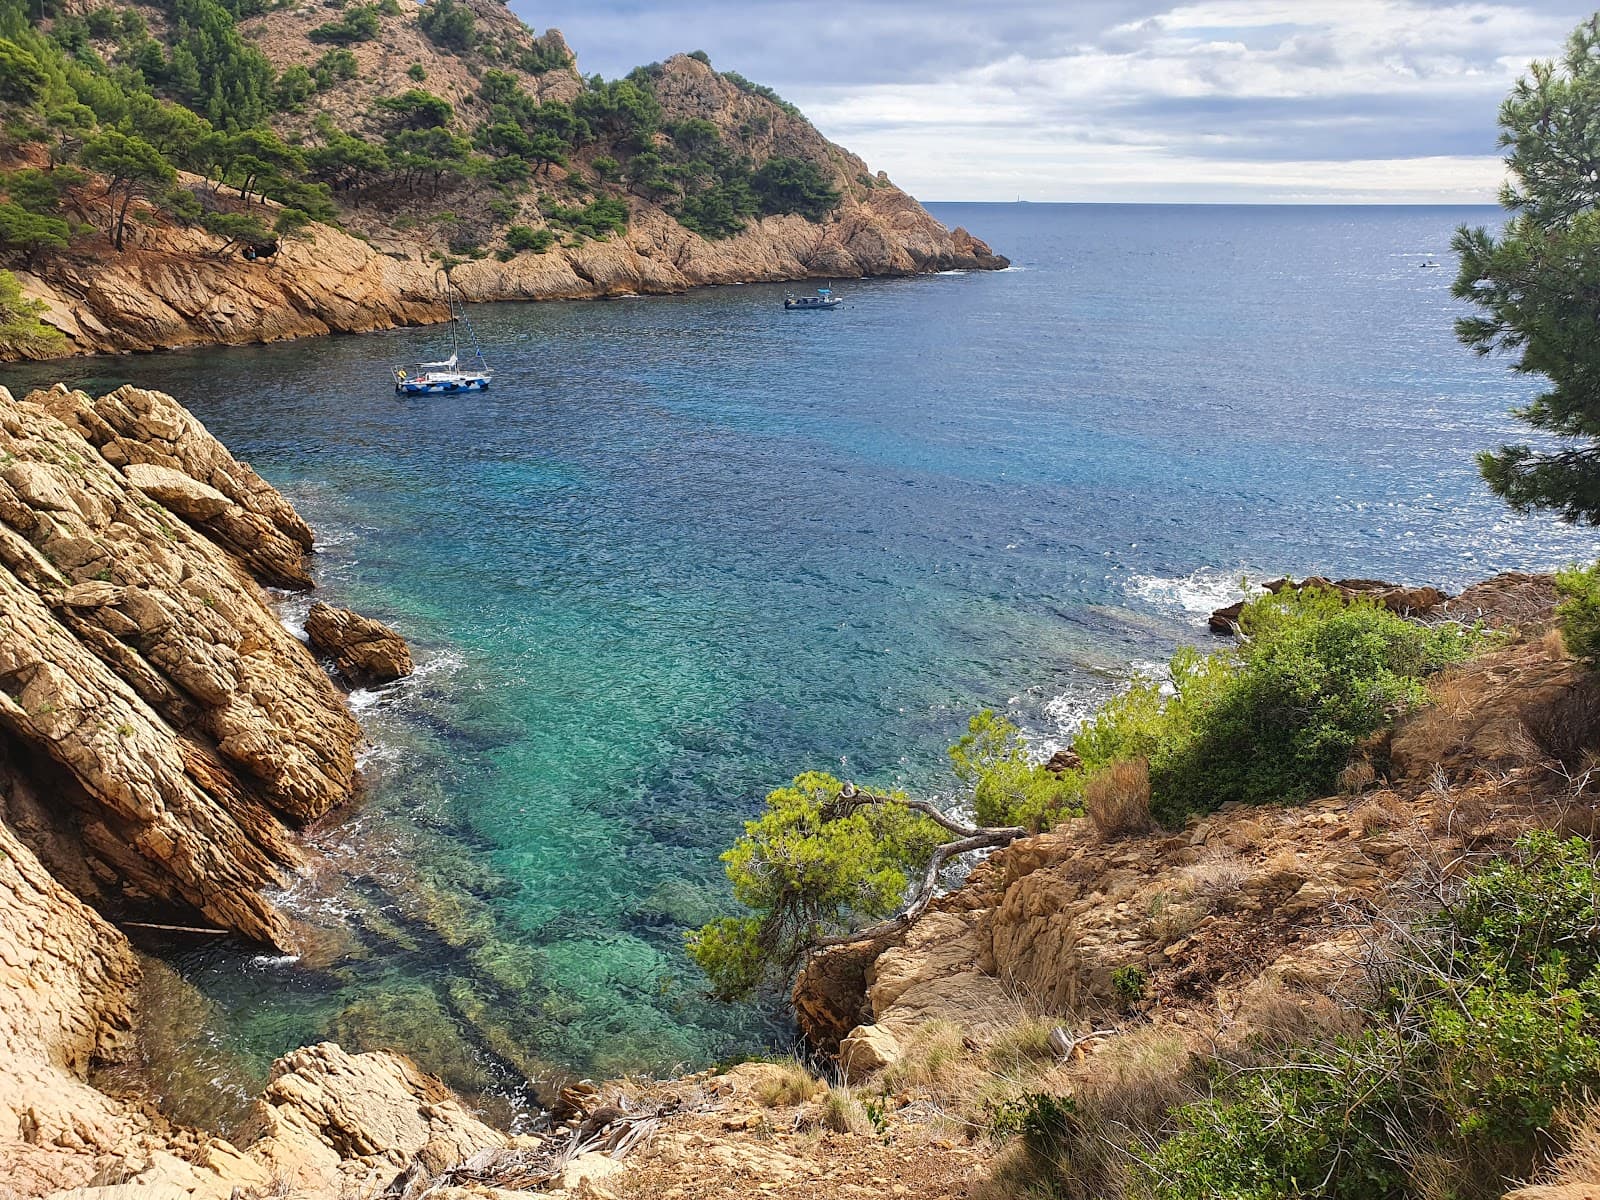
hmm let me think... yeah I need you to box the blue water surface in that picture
[6,203,1597,1118]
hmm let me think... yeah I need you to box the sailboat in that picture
[394,281,492,395]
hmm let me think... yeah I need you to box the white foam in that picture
[1125,568,1266,617]
[271,592,314,642]
[937,269,969,276]
[250,954,300,967]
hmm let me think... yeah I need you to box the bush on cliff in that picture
[685,772,947,1001]
[1074,588,1476,825]
[690,714,1073,1000]
[0,268,64,357]
[949,709,1081,831]
[691,589,1473,1002]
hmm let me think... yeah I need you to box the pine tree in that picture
[1456,16,1600,522]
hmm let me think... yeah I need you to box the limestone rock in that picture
[0,823,143,1195]
[557,1150,627,1191]
[305,601,414,687]
[122,462,232,521]
[839,1024,901,1082]
[244,1042,505,1195]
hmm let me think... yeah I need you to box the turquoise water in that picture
[6,203,1598,1120]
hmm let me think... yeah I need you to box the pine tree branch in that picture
[812,785,1027,949]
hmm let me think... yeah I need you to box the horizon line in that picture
[918,199,1505,208]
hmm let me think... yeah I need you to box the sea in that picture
[5,202,1597,1127]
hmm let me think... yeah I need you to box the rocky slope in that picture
[4,2,1006,361]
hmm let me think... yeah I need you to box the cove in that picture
[4,202,1595,1124]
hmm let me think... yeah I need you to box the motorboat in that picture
[784,286,841,311]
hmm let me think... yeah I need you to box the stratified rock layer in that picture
[0,383,365,948]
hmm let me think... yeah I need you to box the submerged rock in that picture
[305,601,414,688]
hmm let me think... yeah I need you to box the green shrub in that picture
[504,224,554,253]
[685,772,945,1000]
[948,710,1081,831]
[1111,965,1146,1006]
[406,62,426,81]
[309,3,379,43]
[416,0,475,51]
[1073,588,1476,825]
[544,195,627,239]
[0,268,65,357]
[1556,563,1600,662]
[314,47,359,87]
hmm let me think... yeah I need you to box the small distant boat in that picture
[1420,261,1442,269]
[394,280,492,395]
[784,286,841,311]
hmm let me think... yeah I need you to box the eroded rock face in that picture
[305,601,414,688]
[244,1043,505,1195]
[0,822,145,1195]
[0,383,368,948]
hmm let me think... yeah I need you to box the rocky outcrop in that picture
[305,601,414,688]
[0,382,373,948]
[13,214,446,360]
[796,592,1576,1073]
[1210,574,1453,633]
[245,1043,506,1196]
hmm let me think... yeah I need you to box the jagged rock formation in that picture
[14,215,447,361]
[305,601,414,688]
[0,382,365,948]
[0,382,543,1198]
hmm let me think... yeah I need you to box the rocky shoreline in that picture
[14,195,1005,362]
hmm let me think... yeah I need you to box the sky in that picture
[509,1,1597,203]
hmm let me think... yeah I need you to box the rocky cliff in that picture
[0,382,368,949]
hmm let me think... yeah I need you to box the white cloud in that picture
[528,0,1593,201]
[778,1,1584,199]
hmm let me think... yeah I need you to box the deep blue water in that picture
[5,202,1597,1120]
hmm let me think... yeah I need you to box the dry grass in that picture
[1539,626,1569,662]
[1215,979,1363,1066]
[752,1058,823,1107]
[820,1085,874,1135]
[1338,758,1378,795]
[1395,671,1481,770]
[1181,851,1246,914]
[1355,790,1409,836]
[881,1020,970,1096]
[1086,759,1153,838]
[1147,890,1201,943]
[984,1016,1062,1074]
[1526,673,1600,767]
[1546,1102,1600,1187]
